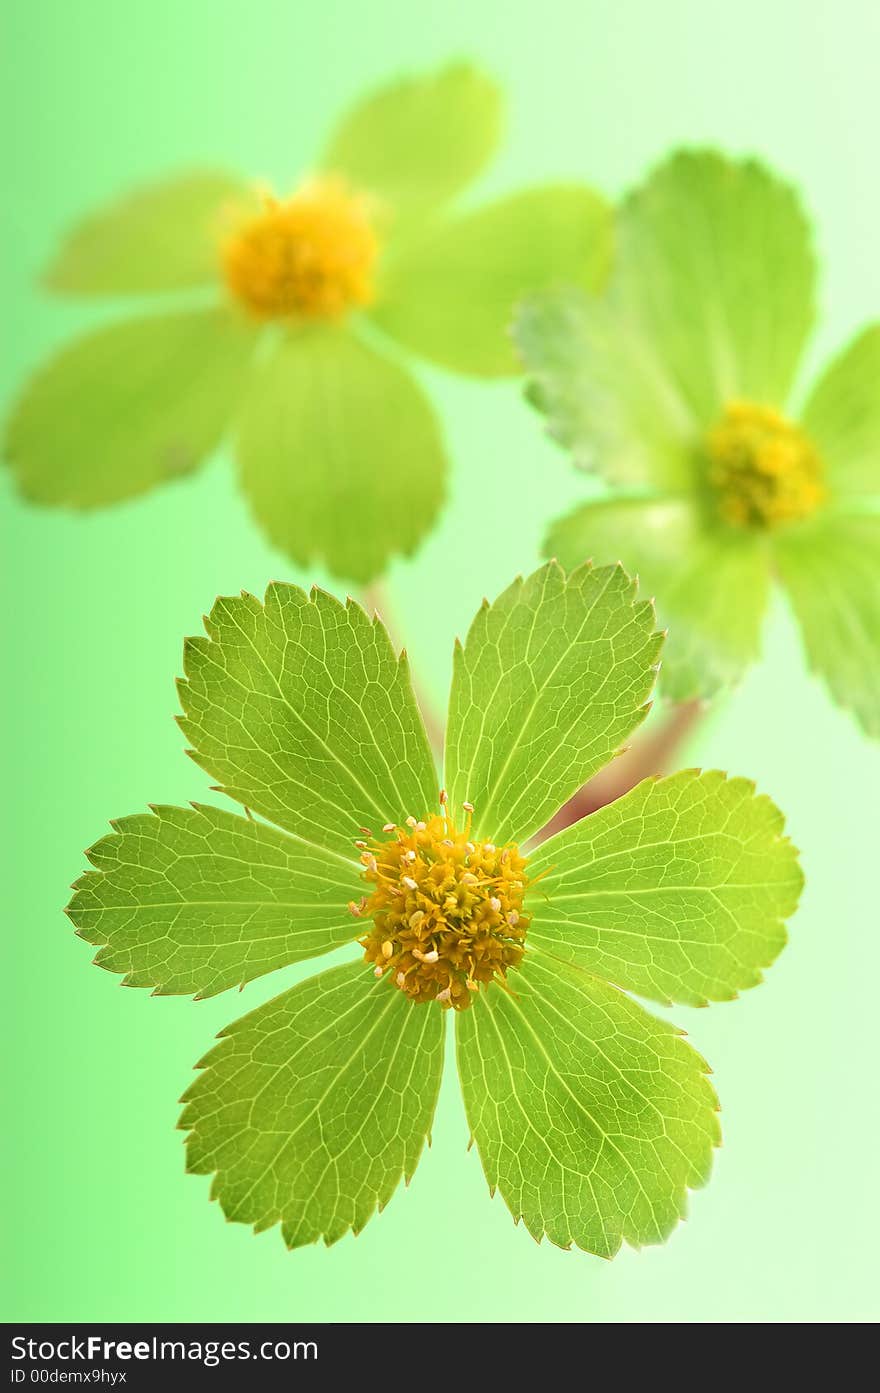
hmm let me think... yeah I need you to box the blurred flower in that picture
[5,63,610,582]
[517,149,880,735]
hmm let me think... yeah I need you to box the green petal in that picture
[456,953,719,1256]
[181,961,445,1247]
[236,325,447,582]
[614,150,815,415]
[4,308,256,508]
[517,287,696,490]
[526,770,801,1007]
[516,149,816,488]
[321,62,502,224]
[776,512,880,737]
[444,561,662,846]
[546,497,771,700]
[802,326,880,497]
[370,186,612,378]
[66,803,361,999]
[178,583,439,858]
[44,171,250,294]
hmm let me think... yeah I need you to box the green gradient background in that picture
[3,0,879,1324]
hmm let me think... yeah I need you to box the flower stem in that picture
[360,580,446,759]
[532,699,706,844]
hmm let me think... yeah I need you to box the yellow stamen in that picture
[357,804,530,1011]
[705,400,827,530]
[222,176,379,321]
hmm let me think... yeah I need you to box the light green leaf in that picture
[517,287,697,490]
[66,803,361,999]
[178,583,439,859]
[612,150,815,417]
[526,770,801,1007]
[236,324,447,582]
[456,953,719,1256]
[44,171,250,294]
[181,960,445,1247]
[444,561,661,846]
[545,496,771,700]
[776,511,880,737]
[322,62,502,223]
[802,326,880,497]
[370,186,612,377]
[4,308,256,508]
[516,149,815,488]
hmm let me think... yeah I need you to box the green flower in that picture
[66,563,802,1255]
[4,63,610,584]
[516,149,880,734]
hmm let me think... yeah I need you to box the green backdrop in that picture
[3,0,879,1323]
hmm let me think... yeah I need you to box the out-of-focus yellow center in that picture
[351,797,530,1011]
[706,401,826,530]
[222,177,379,320]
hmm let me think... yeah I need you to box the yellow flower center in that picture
[705,401,826,530]
[222,177,379,320]
[352,799,530,1011]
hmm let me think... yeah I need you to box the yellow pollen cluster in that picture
[352,800,531,1011]
[705,400,827,530]
[222,177,379,320]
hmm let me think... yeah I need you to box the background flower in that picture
[4,61,610,583]
[67,564,801,1255]
[516,149,880,735]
